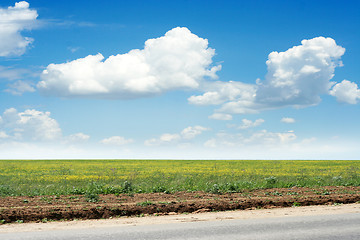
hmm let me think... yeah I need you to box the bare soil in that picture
[1,186,359,224]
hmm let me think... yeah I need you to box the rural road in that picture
[1,205,360,240]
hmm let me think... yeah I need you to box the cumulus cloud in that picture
[100,136,134,146]
[0,1,38,57]
[0,108,62,141]
[145,125,209,146]
[256,37,344,107]
[189,37,346,116]
[281,117,295,124]
[238,118,264,129]
[38,27,221,99]
[329,80,360,104]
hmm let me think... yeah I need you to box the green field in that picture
[0,160,359,197]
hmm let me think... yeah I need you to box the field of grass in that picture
[0,160,359,197]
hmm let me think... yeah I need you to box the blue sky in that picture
[0,0,359,159]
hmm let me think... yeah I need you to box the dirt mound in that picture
[1,186,359,223]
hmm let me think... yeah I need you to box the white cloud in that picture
[145,125,208,146]
[300,137,317,145]
[181,125,209,139]
[281,117,295,124]
[0,1,38,57]
[189,37,345,116]
[208,113,233,121]
[0,131,9,139]
[68,46,80,53]
[209,130,297,147]
[0,66,31,80]
[100,136,134,146]
[5,80,35,95]
[329,80,360,104]
[188,81,255,106]
[0,108,62,141]
[238,118,264,129]
[204,138,217,148]
[67,133,90,142]
[38,27,221,99]
[160,133,181,142]
[246,130,297,145]
[145,133,180,146]
[256,37,344,107]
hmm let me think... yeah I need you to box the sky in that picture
[0,0,359,159]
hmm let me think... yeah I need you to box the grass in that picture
[0,160,359,197]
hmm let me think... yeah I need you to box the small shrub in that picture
[208,184,221,194]
[85,193,100,203]
[265,176,277,187]
[71,187,85,195]
[123,181,133,193]
[0,185,14,196]
[151,186,167,193]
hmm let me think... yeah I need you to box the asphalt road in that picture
[2,213,360,240]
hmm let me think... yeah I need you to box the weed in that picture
[68,196,80,200]
[208,184,221,194]
[85,193,100,203]
[293,202,301,207]
[0,185,14,197]
[265,176,277,188]
[123,181,133,193]
[272,191,283,196]
[136,200,154,206]
[287,192,299,195]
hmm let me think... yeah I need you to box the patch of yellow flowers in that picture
[1,160,358,184]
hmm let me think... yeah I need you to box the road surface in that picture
[1,211,360,240]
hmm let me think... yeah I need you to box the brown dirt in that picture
[1,186,359,224]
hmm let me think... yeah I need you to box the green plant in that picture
[208,183,221,194]
[0,185,14,196]
[123,181,133,193]
[333,202,343,206]
[293,202,301,207]
[85,192,100,202]
[136,200,154,206]
[265,176,277,187]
